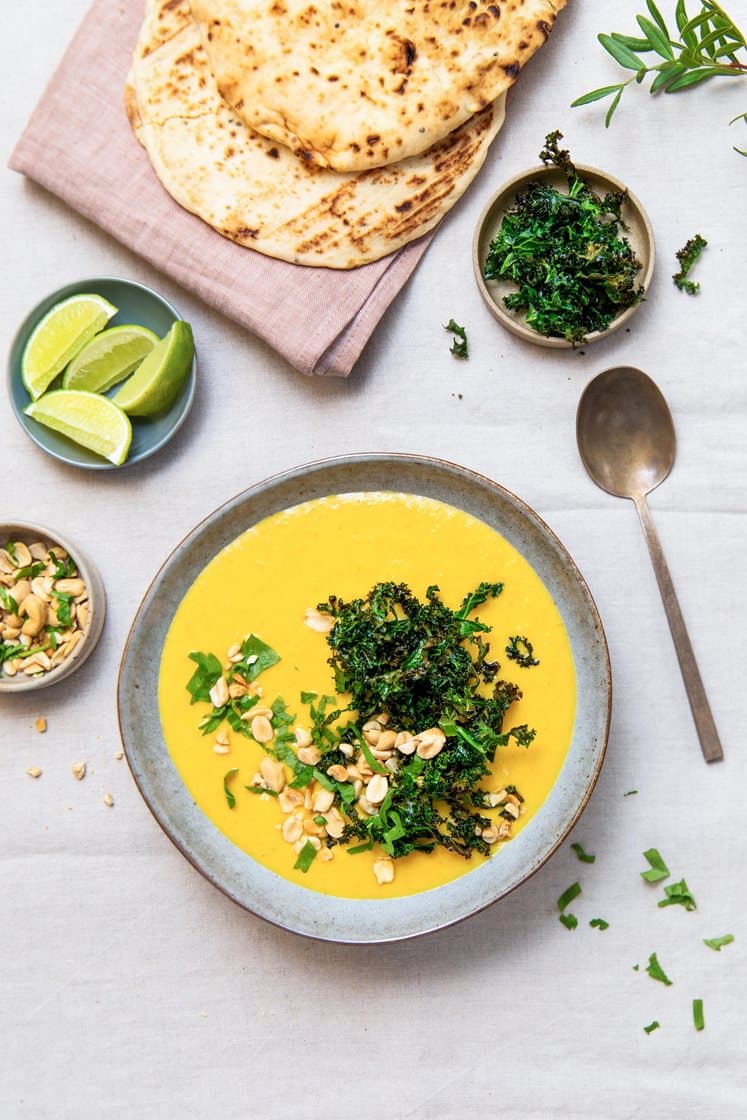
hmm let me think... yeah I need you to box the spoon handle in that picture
[634,495,723,763]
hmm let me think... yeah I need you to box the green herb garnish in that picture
[646,952,673,986]
[14,561,45,581]
[557,882,582,912]
[693,998,705,1031]
[571,1,747,155]
[643,1020,660,1034]
[0,588,18,613]
[293,840,318,873]
[641,848,670,882]
[5,541,18,563]
[658,878,697,910]
[559,913,579,930]
[590,918,610,930]
[186,650,223,704]
[483,131,644,345]
[444,318,468,359]
[505,635,539,668]
[673,234,707,293]
[571,842,596,864]
[223,768,239,809]
[703,933,734,951]
[624,789,639,796]
[52,591,73,628]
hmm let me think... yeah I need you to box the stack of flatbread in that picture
[126,0,567,269]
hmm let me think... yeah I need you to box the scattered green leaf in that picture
[571,842,596,864]
[643,1020,661,1034]
[559,913,579,930]
[624,789,639,796]
[646,952,673,986]
[590,918,610,930]
[693,998,705,1030]
[703,933,734,951]
[293,840,319,873]
[673,233,708,293]
[641,848,670,882]
[505,635,539,668]
[444,318,469,359]
[658,878,697,911]
[223,768,239,809]
[186,650,223,704]
[557,882,582,912]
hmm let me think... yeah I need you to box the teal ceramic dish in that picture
[118,454,611,943]
[7,277,196,470]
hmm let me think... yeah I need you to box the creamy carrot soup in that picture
[158,493,576,899]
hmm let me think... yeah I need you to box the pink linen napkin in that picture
[8,0,434,377]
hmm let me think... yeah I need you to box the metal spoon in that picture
[576,366,723,763]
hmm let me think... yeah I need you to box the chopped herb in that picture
[347,838,375,855]
[186,650,223,704]
[633,964,640,971]
[658,878,697,911]
[5,541,18,563]
[557,882,582,912]
[703,934,734,952]
[52,591,73,628]
[483,131,644,345]
[359,738,389,775]
[444,318,469,359]
[589,918,609,930]
[641,848,670,883]
[245,784,278,797]
[571,841,596,864]
[673,234,707,294]
[643,1020,660,1035]
[505,635,539,668]
[0,588,18,614]
[223,768,239,809]
[559,912,578,930]
[235,634,280,682]
[313,815,328,826]
[646,952,673,986]
[692,999,705,1031]
[14,561,45,581]
[293,840,318,873]
[624,789,638,796]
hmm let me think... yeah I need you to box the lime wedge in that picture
[62,324,159,393]
[21,294,118,400]
[25,390,133,466]
[113,321,194,417]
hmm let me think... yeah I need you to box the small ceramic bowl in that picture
[0,522,105,693]
[7,277,196,470]
[473,164,655,348]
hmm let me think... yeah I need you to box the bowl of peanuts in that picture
[0,522,105,692]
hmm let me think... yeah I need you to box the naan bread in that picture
[128,0,505,269]
[191,0,566,172]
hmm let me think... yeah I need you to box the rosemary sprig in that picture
[572,1,747,154]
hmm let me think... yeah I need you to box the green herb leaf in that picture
[223,768,239,809]
[571,842,596,864]
[244,784,278,797]
[571,83,627,107]
[444,318,468,359]
[693,998,705,1031]
[641,848,670,882]
[703,933,734,951]
[559,913,578,930]
[557,882,582,912]
[643,1020,661,1034]
[658,878,697,911]
[52,591,73,628]
[590,918,609,930]
[293,840,318,873]
[186,650,223,704]
[505,635,539,668]
[13,561,45,581]
[673,233,707,292]
[237,634,281,681]
[624,789,639,797]
[0,588,18,613]
[359,738,389,775]
[638,12,675,58]
[599,32,647,70]
[646,952,673,986]
[5,541,18,564]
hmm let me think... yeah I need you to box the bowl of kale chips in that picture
[473,132,655,348]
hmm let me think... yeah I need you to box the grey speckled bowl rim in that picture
[118,454,611,943]
[6,276,197,471]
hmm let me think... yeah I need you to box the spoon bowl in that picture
[577,367,723,763]
[577,366,676,500]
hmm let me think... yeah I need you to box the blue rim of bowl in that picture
[6,276,197,471]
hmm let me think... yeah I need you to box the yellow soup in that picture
[158,492,576,899]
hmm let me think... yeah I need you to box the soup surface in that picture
[158,492,576,899]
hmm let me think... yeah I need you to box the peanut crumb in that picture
[103,792,114,807]
[35,717,47,733]
[72,761,87,781]
[114,751,124,761]
[26,767,43,779]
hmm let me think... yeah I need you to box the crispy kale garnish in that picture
[445,318,469,359]
[673,234,707,294]
[484,131,645,345]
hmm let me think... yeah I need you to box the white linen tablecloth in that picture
[1,2,745,1116]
